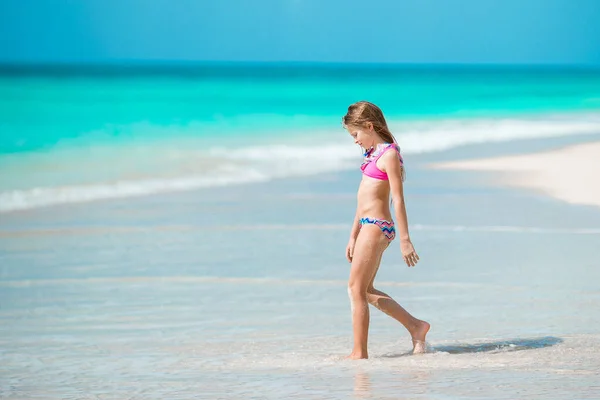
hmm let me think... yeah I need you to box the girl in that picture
[342,101,430,359]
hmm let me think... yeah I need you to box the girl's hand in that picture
[346,238,356,263]
[401,240,420,267]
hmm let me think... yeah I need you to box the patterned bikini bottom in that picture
[359,217,396,243]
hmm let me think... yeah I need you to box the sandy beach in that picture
[430,141,600,209]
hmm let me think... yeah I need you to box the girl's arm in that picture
[382,149,419,267]
[349,211,361,240]
[383,150,410,241]
[346,210,360,263]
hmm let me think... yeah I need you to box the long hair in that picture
[342,101,405,182]
[341,101,397,145]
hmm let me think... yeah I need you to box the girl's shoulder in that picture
[380,143,403,164]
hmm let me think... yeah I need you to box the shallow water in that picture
[1,157,600,398]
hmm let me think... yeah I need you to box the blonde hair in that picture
[342,101,405,181]
[341,101,397,145]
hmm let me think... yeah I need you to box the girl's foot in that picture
[410,320,430,354]
[345,351,368,360]
[412,339,427,354]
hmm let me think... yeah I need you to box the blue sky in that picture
[1,0,599,65]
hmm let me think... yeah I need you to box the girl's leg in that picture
[366,253,430,353]
[347,225,388,359]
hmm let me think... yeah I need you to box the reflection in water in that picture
[353,369,433,398]
[353,370,371,398]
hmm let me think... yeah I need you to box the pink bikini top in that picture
[360,143,403,181]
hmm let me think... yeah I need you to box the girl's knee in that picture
[347,283,367,300]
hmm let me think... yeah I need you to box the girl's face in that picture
[347,123,375,150]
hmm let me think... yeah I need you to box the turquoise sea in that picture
[1,63,600,212]
[1,64,600,399]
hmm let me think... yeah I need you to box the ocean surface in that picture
[1,63,600,399]
[1,63,600,212]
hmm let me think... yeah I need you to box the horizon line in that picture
[1,59,600,70]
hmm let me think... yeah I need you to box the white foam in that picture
[1,114,599,213]
[390,115,600,153]
[212,114,600,161]
[209,115,600,178]
[0,169,269,212]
